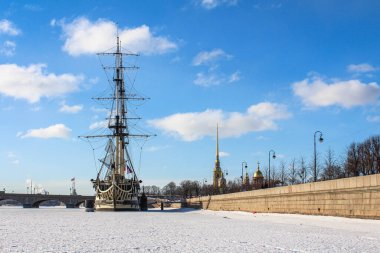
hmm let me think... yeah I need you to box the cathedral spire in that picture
[213,124,224,193]
[216,124,219,161]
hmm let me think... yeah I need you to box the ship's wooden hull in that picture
[95,202,139,211]
[94,183,139,211]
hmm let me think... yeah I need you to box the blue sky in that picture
[1,0,380,195]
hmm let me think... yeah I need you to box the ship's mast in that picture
[114,35,125,177]
[80,36,153,183]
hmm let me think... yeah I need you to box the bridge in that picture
[0,192,95,208]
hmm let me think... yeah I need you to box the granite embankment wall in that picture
[187,174,380,219]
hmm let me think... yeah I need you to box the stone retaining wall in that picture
[187,174,380,219]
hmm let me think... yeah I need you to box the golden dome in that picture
[253,170,263,178]
[253,167,264,179]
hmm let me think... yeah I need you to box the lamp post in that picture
[314,131,324,182]
[241,161,247,190]
[268,150,276,187]
[202,178,207,196]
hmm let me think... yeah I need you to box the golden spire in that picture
[215,124,220,168]
[216,124,219,159]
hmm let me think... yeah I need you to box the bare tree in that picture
[321,148,342,180]
[288,158,298,185]
[163,181,177,196]
[201,183,214,195]
[271,165,279,186]
[225,178,241,193]
[278,160,287,186]
[345,142,360,177]
[263,166,269,188]
[371,136,380,173]
[179,180,192,198]
[298,157,307,184]
[151,185,161,195]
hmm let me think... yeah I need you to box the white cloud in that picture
[89,120,108,130]
[12,160,20,164]
[50,19,57,27]
[7,152,16,158]
[24,4,43,11]
[228,71,240,83]
[148,102,291,141]
[19,124,71,139]
[0,40,16,56]
[198,0,238,9]
[192,49,231,66]
[91,106,108,113]
[59,101,83,113]
[194,72,224,86]
[88,77,99,84]
[5,151,20,165]
[367,115,380,123]
[0,63,82,103]
[59,17,177,56]
[347,63,378,74]
[292,77,380,108]
[192,49,238,87]
[0,19,20,35]
[219,151,230,157]
[194,71,240,87]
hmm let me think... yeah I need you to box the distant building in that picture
[212,125,226,194]
[252,162,264,189]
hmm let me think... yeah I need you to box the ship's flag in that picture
[126,166,133,174]
[71,177,75,181]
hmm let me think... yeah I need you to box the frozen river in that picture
[1,207,380,252]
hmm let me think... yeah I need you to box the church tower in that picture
[252,162,264,189]
[213,125,225,192]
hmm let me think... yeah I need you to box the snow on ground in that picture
[0,207,379,252]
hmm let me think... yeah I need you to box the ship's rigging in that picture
[80,36,154,211]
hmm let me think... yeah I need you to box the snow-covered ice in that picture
[1,207,379,252]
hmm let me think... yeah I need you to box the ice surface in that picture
[0,207,379,252]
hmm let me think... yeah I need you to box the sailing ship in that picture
[81,36,151,211]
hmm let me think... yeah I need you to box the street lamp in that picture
[314,131,324,182]
[202,178,207,196]
[241,161,247,190]
[268,150,276,187]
